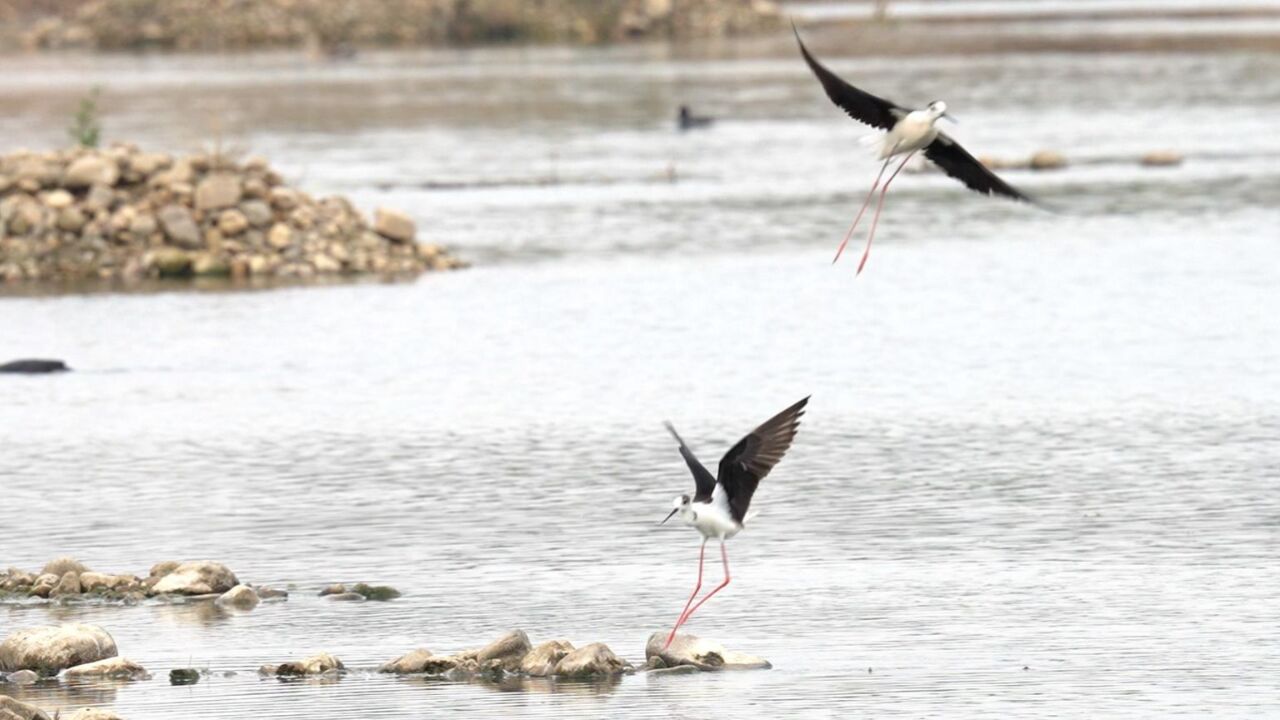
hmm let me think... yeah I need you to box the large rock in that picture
[520,640,574,676]
[194,174,242,211]
[377,648,435,674]
[63,156,119,188]
[0,696,51,720]
[373,208,414,244]
[50,571,82,597]
[644,632,771,671]
[156,205,201,249]
[0,624,118,674]
[460,630,531,673]
[552,643,630,678]
[40,557,87,577]
[62,656,149,680]
[149,561,238,596]
[215,584,259,609]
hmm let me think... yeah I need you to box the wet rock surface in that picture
[215,584,260,609]
[61,657,148,681]
[148,561,238,596]
[644,632,771,672]
[0,145,463,285]
[0,696,51,720]
[380,631,632,680]
[552,643,632,678]
[260,653,345,678]
[0,624,118,674]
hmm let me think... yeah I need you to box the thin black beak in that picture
[661,508,679,525]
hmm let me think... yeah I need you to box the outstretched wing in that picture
[717,396,810,523]
[924,133,1034,203]
[665,422,716,503]
[794,25,903,132]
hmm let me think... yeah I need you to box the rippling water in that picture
[2,18,1279,719]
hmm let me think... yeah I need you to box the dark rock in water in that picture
[644,632,770,672]
[169,667,200,685]
[351,583,400,601]
[325,592,365,602]
[0,359,69,374]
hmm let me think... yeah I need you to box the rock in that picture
[268,187,298,211]
[29,574,60,598]
[217,209,249,236]
[56,206,87,233]
[62,656,148,680]
[520,640,575,676]
[149,561,238,596]
[194,174,242,211]
[215,584,259,609]
[0,624,118,674]
[0,360,68,374]
[2,669,39,685]
[644,632,771,671]
[462,630,531,673]
[256,587,288,600]
[128,213,157,242]
[63,156,119,188]
[373,208,415,243]
[84,184,114,211]
[42,190,74,210]
[0,696,51,720]
[192,253,230,277]
[50,571,82,597]
[270,652,344,677]
[169,668,200,685]
[150,249,192,278]
[267,222,293,250]
[1141,150,1182,167]
[40,557,86,577]
[149,561,180,578]
[377,648,435,674]
[65,710,124,720]
[130,152,171,177]
[1029,150,1067,171]
[157,205,201,249]
[239,200,273,227]
[350,583,400,601]
[325,592,365,602]
[552,643,631,678]
[78,572,133,592]
[317,584,345,597]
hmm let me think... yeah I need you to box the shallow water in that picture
[2,18,1280,720]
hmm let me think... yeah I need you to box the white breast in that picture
[880,110,939,158]
[688,486,742,540]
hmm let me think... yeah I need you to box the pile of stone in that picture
[378,630,633,680]
[0,144,461,284]
[317,582,401,602]
[0,558,285,607]
[13,0,782,51]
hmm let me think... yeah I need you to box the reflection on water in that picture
[1,16,1279,720]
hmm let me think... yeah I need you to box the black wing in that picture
[717,396,810,524]
[665,422,716,503]
[924,133,1034,203]
[794,25,902,132]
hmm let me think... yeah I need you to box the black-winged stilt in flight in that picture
[794,26,1033,274]
[659,396,810,650]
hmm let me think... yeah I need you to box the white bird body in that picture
[672,486,742,541]
[877,105,945,159]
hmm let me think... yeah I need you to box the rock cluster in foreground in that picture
[378,630,633,680]
[0,144,461,284]
[0,558,285,607]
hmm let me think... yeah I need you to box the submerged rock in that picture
[325,592,365,602]
[520,640,574,677]
[168,668,200,685]
[264,652,344,677]
[215,584,259,609]
[62,656,149,680]
[644,632,770,672]
[256,587,288,601]
[2,669,39,685]
[149,561,238,596]
[0,696,51,720]
[350,583,400,601]
[0,624,118,674]
[0,360,69,374]
[552,643,631,678]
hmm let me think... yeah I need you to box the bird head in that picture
[661,494,691,525]
[927,100,957,124]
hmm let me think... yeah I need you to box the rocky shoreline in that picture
[0,144,462,286]
[5,0,782,52]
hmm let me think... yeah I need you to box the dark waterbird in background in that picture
[678,105,714,131]
[794,26,1034,274]
[0,359,69,374]
[660,396,810,650]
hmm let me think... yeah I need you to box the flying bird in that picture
[659,396,810,650]
[794,26,1033,274]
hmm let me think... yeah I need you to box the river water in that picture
[2,17,1279,720]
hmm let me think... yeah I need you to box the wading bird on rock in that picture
[794,26,1034,274]
[660,396,810,650]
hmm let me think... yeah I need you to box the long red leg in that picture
[663,540,706,650]
[833,156,893,264]
[856,150,916,276]
[672,541,731,630]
